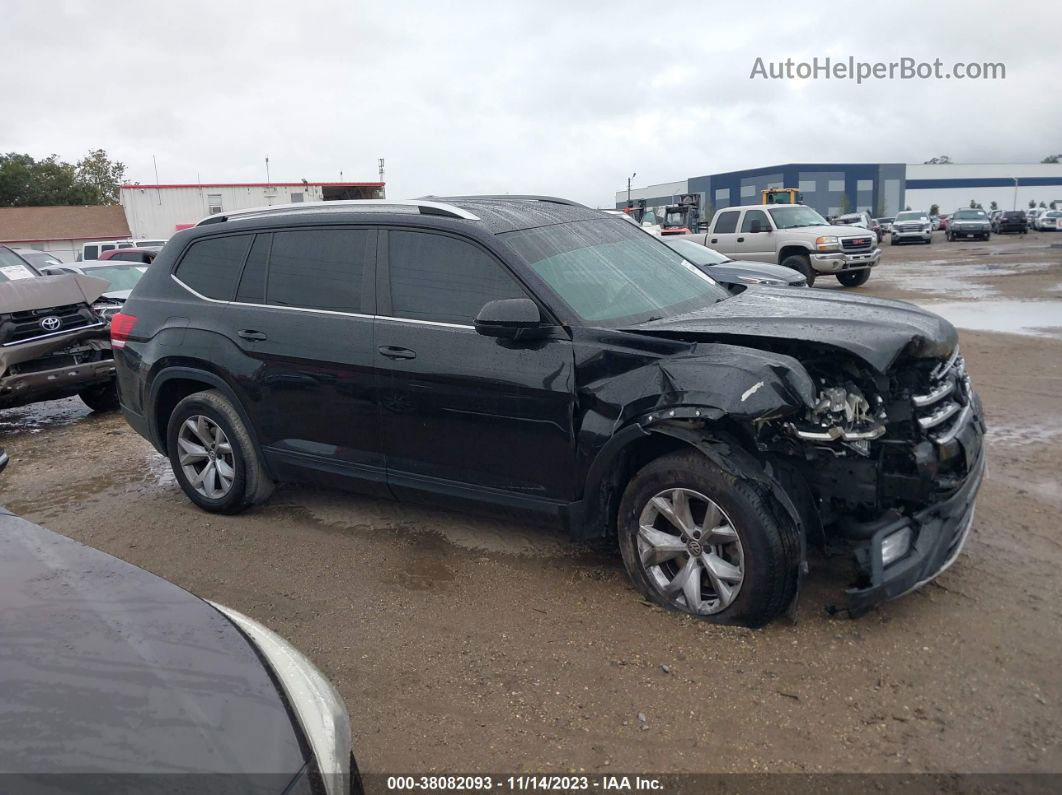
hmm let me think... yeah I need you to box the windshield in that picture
[663,238,731,266]
[768,206,828,229]
[953,210,987,220]
[0,247,40,282]
[895,211,926,221]
[81,265,147,291]
[502,219,730,326]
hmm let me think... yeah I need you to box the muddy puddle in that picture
[920,300,1062,338]
[0,397,94,436]
[877,261,1057,299]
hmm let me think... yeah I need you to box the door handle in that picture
[378,345,416,360]
[737,237,745,242]
[238,329,268,342]
[710,238,718,244]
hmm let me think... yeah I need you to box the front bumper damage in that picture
[844,443,984,615]
[0,331,114,410]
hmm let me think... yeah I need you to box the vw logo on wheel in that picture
[39,316,62,331]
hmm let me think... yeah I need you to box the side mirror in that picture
[474,298,547,339]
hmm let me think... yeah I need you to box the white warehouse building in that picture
[120,180,386,240]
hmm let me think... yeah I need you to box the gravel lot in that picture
[1,230,1061,774]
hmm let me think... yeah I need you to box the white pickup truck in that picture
[679,204,881,287]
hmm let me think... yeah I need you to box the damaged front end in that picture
[750,345,985,615]
[1,274,116,410]
[589,319,985,617]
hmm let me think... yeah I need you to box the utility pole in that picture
[378,158,386,198]
[265,155,271,184]
[1012,176,1019,210]
[627,172,637,207]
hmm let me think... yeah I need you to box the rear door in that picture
[706,209,741,256]
[733,208,774,261]
[223,227,388,494]
[375,228,577,505]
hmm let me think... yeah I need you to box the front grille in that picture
[911,348,973,445]
[896,224,923,233]
[841,236,873,251]
[1,304,95,346]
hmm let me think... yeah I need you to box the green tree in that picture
[0,149,124,206]
[1041,154,1061,163]
[1029,199,1037,209]
[924,155,952,164]
[989,200,998,211]
[1040,201,1047,208]
[929,203,940,216]
[76,148,126,204]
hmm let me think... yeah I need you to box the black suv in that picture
[992,210,1028,235]
[114,197,985,625]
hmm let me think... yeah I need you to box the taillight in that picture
[110,313,137,348]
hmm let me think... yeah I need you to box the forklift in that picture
[761,187,802,205]
[660,193,701,235]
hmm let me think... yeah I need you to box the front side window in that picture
[387,231,526,325]
[175,235,253,300]
[740,209,770,233]
[503,219,729,326]
[266,229,372,313]
[713,211,739,234]
[82,245,98,260]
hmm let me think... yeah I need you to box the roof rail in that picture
[194,199,480,227]
[422,195,588,208]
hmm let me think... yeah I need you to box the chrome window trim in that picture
[171,274,474,329]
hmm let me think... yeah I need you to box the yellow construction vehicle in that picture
[761,188,802,205]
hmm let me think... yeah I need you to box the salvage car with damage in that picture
[1,247,120,412]
[112,197,986,626]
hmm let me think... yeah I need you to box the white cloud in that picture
[2,0,1059,207]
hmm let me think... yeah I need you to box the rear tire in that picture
[617,449,800,627]
[79,381,120,412]
[836,269,870,287]
[166,389,274,514]
[780,254,815,287]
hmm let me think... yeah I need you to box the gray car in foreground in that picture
[0,500,358,794]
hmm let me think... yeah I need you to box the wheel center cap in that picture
[208,450,216,461]
[687,539,703,557]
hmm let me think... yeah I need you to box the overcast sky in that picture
[3,1,1059,206]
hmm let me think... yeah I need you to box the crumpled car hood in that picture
[0,509,307,780]
[629,287,958,372]
[0,273,109,313]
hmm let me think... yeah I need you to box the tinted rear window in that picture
[175,235,253,300]
[266,229,373,313]
[714,211,739,234]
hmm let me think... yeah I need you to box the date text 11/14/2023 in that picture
[385,775,665,791]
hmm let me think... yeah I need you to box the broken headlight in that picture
[789,384,887,446]
[92,301,122,322]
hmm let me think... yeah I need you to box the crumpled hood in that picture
[630,287,958,373]
[0,510,307,780]
[0,273,109,313]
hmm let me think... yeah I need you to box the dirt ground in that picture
[1,230,1061,775]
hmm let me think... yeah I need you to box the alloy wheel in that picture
[177,415,235,499]
[637,488,745,615]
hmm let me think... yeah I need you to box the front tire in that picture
[166,389,274,514]
[836,269,870,287]
[617,449,800,627]
[79,381,120,412]
[780,254,815,287]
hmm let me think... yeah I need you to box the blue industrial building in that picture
[615,163,1062,222]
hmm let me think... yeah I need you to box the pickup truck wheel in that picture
[166,389,274,514]
[617,449,800,627]
[78,381,120,412]
[779,254,815,287]
[836,269,870,287]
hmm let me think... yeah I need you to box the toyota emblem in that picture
[39,316,61,332]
